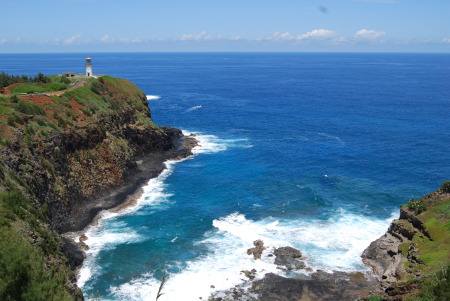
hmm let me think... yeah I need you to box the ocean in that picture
[1,52,450,300]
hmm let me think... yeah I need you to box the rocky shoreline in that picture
[63,129,199,273]
[209,187,450,301]
[65,129,198,233]
[209,240,379,301]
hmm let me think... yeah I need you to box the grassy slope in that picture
[370,186,450,301]
[0,76,159,300]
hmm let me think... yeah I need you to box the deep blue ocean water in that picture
[1,53,450,300]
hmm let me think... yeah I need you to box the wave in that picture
[146,95,161,100]
[77,131,239,291]
[108,210,395,300]
[183,131,253,154]
[186,105,202,112]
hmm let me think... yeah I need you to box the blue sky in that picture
[1,0,449,52]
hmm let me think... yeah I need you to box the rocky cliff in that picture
[362,185,450,300]
[0,76,195,300]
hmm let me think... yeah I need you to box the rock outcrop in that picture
[211,270,379,301]
[362,188,450,298]
[273,246,306,270]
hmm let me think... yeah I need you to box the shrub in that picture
[7,116,15,126]
[408,198,427,215]
[369,295,383,301]
[440,181,450,193]
[0,226,72,301]
[417,265,449,300]
[15,101,46,116]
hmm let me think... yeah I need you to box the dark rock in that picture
[273,246,305,270]
[247,240,266,260]
[211,271,379,301]
[240,269,257,280]
[274,246,302,258]
[60,237,85,271]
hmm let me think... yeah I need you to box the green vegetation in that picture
[408,198,428,215]
[368,295,383,301]
[0,74,166,300]
[441,181,450,193]
[0,191,75,300]
[0,72,52,89]
[406,266,450,301]
[9,82,68,95]
[15,100,46,116]
[393,189,450,301]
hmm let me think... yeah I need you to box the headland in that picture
[0,72,197,300]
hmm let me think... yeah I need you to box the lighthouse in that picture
[85,57,93,77]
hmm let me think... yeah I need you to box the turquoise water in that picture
[1,53,450,300]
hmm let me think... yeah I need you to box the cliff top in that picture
[0,74,159,147]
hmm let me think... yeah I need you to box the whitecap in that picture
[109,209,395,300]
[77,161,177,289]
[186,105,202,112]
[78,131,239,292]
[182,130,253,154]
[146,95,161,100]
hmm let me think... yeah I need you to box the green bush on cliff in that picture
[15,100,46,116]
[414,265,450,301]
[0,191,74,300]
[408,198,427,214]
[441,181,450,193]
[0,226,72,301]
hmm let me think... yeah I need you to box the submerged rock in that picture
[240,269,257,280]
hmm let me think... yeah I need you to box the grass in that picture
[400,197,450,277]
[9,82,68,95]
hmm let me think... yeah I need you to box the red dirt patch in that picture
[1,83,25,95]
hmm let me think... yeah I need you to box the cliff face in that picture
[0,76,193,300]
[362,187,450,299]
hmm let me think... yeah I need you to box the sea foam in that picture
[79,131,391,300]
[146,95,161,101]
[108,210,395,300]
[77,132,233,293]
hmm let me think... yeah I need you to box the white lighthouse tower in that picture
[85,57,93,77]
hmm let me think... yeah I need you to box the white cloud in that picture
[118,37,143,43]
[257,29,336,42]
[256,32,294,41]
[230,34,244,41]
[297,29,337,40]
[100,34,113,43]
[354,29,386,40]
[443,38,450,44]
[178,31,244,41]
[179,31,223,41]
[0,39,8,44]
[100,35,145,44]
[64,33,82,45]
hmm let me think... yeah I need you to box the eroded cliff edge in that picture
[0,75,196,300]
[362,184,450,300]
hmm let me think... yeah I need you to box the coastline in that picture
[63,130,198,278]
[63,129,198,233]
